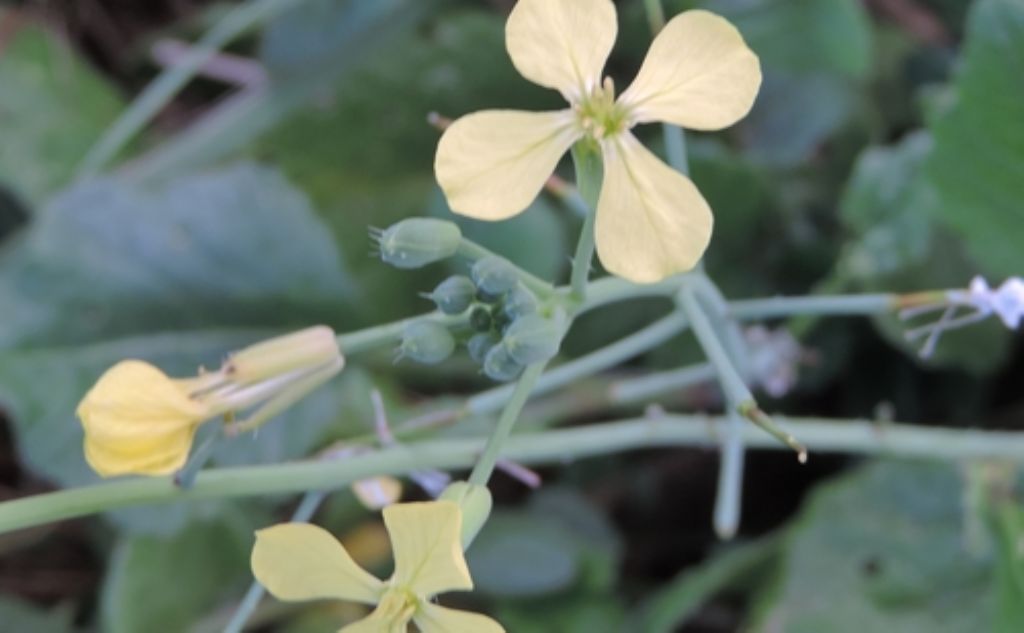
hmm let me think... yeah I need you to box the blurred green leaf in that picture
[702,0,873,78]
[836,132,1010,373]
[989,501,1024,633]
[430,188,569,282]
[0,11,122,205]
[638,535,780,633]
[751,461,993,632]
[0,596,75,633]
[0,163,352,350]
[497,594,627,633]
[741,72,860,167]
[924,0,1024,278]
[101,514,253,633]
[468,511,582,598]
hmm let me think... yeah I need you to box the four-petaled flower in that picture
[251,501,504,632]
[435,0,761,283]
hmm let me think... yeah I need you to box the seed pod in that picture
[398,321,455,364]
[469,306,493,332]
[501,286,538,321]
[467,332,500,364]
[374,218,461,269]
[482,343,524,382]
[440,481,493,549]
[427,275,476,315]
[503,314,562,365]
[471,256,518,295]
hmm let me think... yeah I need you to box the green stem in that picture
[466,311,689,415]
[569,143,602,301]
[455,239,553,297]
[77,0,305,178]
[5,416,1024,534]
[336,313,465,356]
[333,283,905,360]
[468,363,546,486]
[677,286,806,461]
[608,362,716,403]
[729,293,896,320]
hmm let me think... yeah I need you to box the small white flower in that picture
[902,276,1022,358]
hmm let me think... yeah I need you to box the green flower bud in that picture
[471,256,518,295]
[475,286,503,304]
[501,286,538,321]
[482,343,523,382]
[373,218,461,269]
[470,306,493,332]
[440,481,493,549]
[426,275,476,315]
[397,321,455,365]
[504,314,562,365]
[467,332,500,364]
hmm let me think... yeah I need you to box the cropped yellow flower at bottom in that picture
[251,501,503,633]
[435,0,762,283]
[76,360,211,477]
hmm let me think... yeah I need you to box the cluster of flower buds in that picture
[900,276,1023,358]
[404,255,564,380]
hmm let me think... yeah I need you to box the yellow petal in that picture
[595,133,712,283]
[618,10,761,131]
[352,476,403,510]
[76,360,210,477]
[385,501,473,598]
[77,360,208,436]
[505,0,617,101]
[84,427,196,477]
[251,523,383,604]
[435,109,579,220]
[415,602,506,633]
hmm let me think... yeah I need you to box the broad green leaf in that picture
[750,461,993,633]
[101,514,253,633]
[0,11,122,205]
[0,163,352,350]
[924,0,1024,278]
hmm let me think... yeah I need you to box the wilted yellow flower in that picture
[435,0,761,283]
[251,501,504,633]
[77,360,211,477]
[76,326,343,478]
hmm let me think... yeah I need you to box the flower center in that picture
[575,77,630,140]
[377,587,419,628]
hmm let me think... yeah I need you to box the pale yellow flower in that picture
[435,0,761,283]
[76,326,343,477]
[77,360,211,477]
[251,501,504,633]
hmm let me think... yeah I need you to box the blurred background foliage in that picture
[0,0,1022,631]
